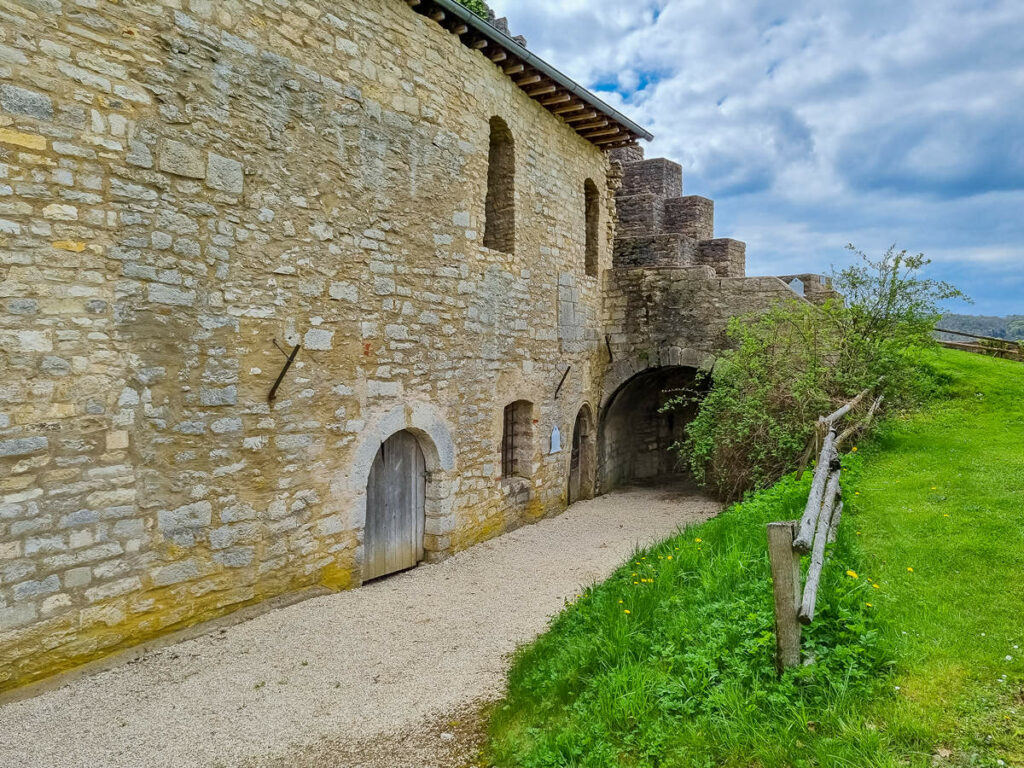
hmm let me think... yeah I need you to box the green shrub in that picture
[671,245,965,500]
[457,0,492,20]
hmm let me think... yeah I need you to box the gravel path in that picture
[0,486,719,768]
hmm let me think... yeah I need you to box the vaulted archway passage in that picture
[598,366,704,492]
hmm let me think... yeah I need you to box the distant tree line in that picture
[939,314,1024,341]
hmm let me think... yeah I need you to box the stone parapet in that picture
[615,192,664,238]
[612,153,744,274]
[663,196,714,241]
[612,233,697,268]
[778,273,840,305]
[602,267,801,371]
[618,158,683,199]
[696,238,747,278]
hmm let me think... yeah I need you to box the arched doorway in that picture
[569,405,596,504]
[598,366,703,492]
[364,430,426,581]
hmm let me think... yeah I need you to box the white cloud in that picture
[488,0,1024,313]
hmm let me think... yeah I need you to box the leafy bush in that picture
[671,245,965,500]
[489,473,895,767]
[457,0,492,20]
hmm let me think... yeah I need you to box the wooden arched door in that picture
[569,406,595,504]
[364,430,426,581]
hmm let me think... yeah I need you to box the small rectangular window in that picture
[502,400,533,478]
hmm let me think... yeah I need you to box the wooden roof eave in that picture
[409,0,652,150]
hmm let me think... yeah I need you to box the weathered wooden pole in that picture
[767,520,802,672]
[799,470,841,624]
[827,500,844,544]
[793,433,837,552]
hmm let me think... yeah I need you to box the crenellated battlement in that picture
[610,147,746,278]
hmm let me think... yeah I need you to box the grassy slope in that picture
[852,350,1024,764]
[488,350,1023,767]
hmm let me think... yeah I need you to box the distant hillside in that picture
[938,314,1024,341]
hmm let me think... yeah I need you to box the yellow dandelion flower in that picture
[667,555,673,560]
[907,567,914,572]
[624,609,631,615]
[931,486,937,490]
[865,602,872,608]
[695,538,703,543]
[618,599,623,604]
[846,570,858,579]
[852,447,858,452]
[873,584,880,589]
[943,514,950,518]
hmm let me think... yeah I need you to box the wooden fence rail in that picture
[934,327,1023,362]
[767,388,883,672]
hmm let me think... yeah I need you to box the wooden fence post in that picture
[767,520,802,672]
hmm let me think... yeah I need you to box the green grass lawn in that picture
[487,350,1023,767]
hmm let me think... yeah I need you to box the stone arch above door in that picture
[336,402,458,575]
[569,402,597,504]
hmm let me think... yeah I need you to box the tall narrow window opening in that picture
[584,178,600,276]
[501,400,533,478]
[484,116,516,254]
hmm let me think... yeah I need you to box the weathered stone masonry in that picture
[0,0,819,692]
[0,0,630,691]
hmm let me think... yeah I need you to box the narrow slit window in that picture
[484,116,516,254]
[584,178,599,276]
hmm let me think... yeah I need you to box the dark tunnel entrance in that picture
[598,366,704,492]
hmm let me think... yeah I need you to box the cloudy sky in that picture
[489,0,1024,316]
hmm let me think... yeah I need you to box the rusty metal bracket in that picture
[272,339,292,358]
[268,342,301,401]
[554,365,571,399]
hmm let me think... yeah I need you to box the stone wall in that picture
[0,0,614,691]
[600,267,802,399]
[601,148,809,409]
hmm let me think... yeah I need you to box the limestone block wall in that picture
[600,267,804,405]
[0,0,614,691]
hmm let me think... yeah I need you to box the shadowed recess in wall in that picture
[599,366,704,491]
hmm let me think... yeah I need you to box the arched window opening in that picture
[484,116,515,254]
[501,400,533,478]
[584,178,600,276]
